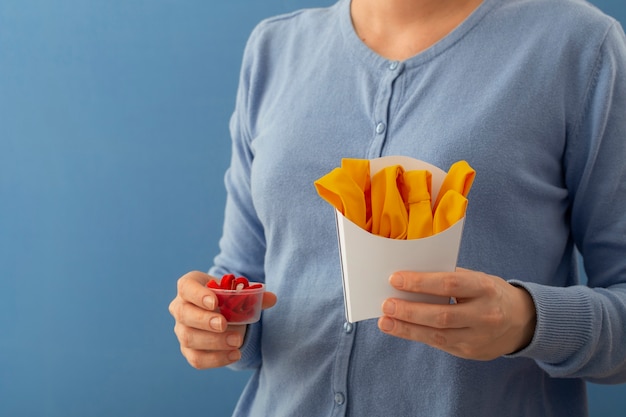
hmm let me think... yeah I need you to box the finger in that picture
[378,316,463,352]
[378,315,445,346]
[176,271,219,311]
[174,323,244,350]
[262,292,277,310]
[382,298,471,329]
[181,345,241,369]
[390,270,498,299]
[379,316,501,361]
[174,300,227,332]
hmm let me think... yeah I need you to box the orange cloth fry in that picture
[370,165,408,239]
[314,158,475,239]
[433,190,468,234]
[433,160,476,211]
[314,166,369,230]
[339,158,372,230]
[401,170,433,239]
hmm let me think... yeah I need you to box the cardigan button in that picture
[343,322,353,333]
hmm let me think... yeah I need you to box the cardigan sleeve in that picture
[208,24,268,371]
[508,22,626,384]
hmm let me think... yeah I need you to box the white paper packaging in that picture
[335,156,465,323]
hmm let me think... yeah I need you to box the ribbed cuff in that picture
[505,280,596,370]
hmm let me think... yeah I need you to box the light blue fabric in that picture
[208,0,626,415]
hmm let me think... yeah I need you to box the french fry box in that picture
[336,156,465,323]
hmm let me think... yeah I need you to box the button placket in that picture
[367,61,404,158]
[330,321,357,416]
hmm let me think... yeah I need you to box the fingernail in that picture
[203,296,215,310]
[226,334,241,348]
[209,316,223,331]
[389,273,404,288]
[228,350,241,362]
[382,299,396,315]
[379,316,394,332]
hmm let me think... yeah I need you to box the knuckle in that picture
[441,275,461,294]
[183,347,227,370]
[190,304,209,324]
[178,301,205,326]
[405,273,423,291]
[430,330,448,349]
[485,306,506,327]
[185,350,205,369]
[176,324,193,348]
[479,275,499,297]
[172,299,185,321]
[168,299,176,317]
[457,342,478,359]
[176,276,187,294]
[175,301,188,322]
[435,309,454,328]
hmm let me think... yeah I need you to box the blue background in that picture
[1,1,625,416]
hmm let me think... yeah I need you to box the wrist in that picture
[509,285,537,354]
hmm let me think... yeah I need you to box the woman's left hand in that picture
[378,268,536,360]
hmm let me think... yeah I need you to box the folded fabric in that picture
[340,158,372,230]
[313,164,369,230]
[401,169,433,239]
[314,158,475,239]
[433,190,468,234]
[370,165,408,239]
[433,160,475,211]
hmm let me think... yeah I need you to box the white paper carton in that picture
[335,156,465,323]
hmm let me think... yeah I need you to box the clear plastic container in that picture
[211,283,265,325]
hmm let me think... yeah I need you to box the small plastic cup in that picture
[211,283,265,325]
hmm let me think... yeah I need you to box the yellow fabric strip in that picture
[314,158,475,239]
[313,167,368,230]
[340,158,372,230]
[433,190,468,234]
[370,165,408,239]
[401,170,433,239]
[433,160,476,212]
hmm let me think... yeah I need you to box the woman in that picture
[169,0,626,415]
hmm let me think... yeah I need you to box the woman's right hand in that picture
[169,270,277,369]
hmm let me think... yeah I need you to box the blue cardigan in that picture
[209,0,626,415]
